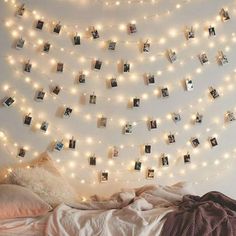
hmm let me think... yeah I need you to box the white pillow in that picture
[4,167,80,208]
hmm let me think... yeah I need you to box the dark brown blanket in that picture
[161,191,236,236]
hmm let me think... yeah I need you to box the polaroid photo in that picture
[187,26,195,40]
[143,41,150,52]
[36,90,45,101]
[133,98,140,107]
[184,153,191,164]
[24,61,32,73]
[52,86,61,95]
[73,35,81,45]
[24,114,32,125]
[150,119,157,129]
[185,79,194,91]
[78,73,86,83]
[208,26,216,37]
[209,87,219,99]
[40,121,49,132]
[161,87,169,98]
[89,155,96,165]
[225,111,236,122]
[168,49,177,63]
[16,38,25,50]
[161,155,169,167]
[57,63,64,72]
[220,8,230,21]
[123,62,130,72]
[218,51,228,65]
[134,161,142,171]
[199,53,208,65]
[36,20,44,30]
[112,146,119,157]
[16,4,25,17]
[63,107,73,118]
[89,94,97,104]
[168,134,175,144]
[108,41,116,50]
[3,97,15,107]
[191,137,200,148]
[43,42,51,53]
[124,123,132,134]
[144,144,151,154]
[209,137,218,147]
[18,148,26,158]
[128,23,137,34]
[147,168,154,179]
[53,23,62,34]
[147,74,155,84]
[91,28,99,39]
[195,112,203,124]
[110,78,118,88]
[54,140,64,151]
[69,137,76,149]
[94,60,102,70]
[100,171,108,182]
[172,113,181,123]
[99,117,107,128]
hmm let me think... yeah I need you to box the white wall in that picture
[1,0,236,198]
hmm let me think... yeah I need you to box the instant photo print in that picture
[63,107,73,118]
[40,121,49,132]
[185,79,194,91]
[108,41,116,50]
[186,26,195,40]
[52,86,61,95]
[208,26,216,37]
[133,98,140,107]
[69,137,76,149]
[191,137,200,148]
[36,90,45,101]
[218,51,228,65]
[199,53,208,65]
[54,140,64,151]
[124,123,132,134]
[147,74,155,84]
[16,38,25,50]
[36,20,44,30]
[3,97,15,107]
[209,137,218,147]
[57,63,64,72]
[112,146,119,157]
[168,134,175,144]
[220,8,230,21]
[144,144,151,154]
[225,111,236,122]
[94,60,102,70]
[147,169,154,179]
[99,117,107,128]
[91,27,99,39]
[89,94,97,104]
[73,34,81,45]
[16,4,25,17]
[123,62,130,72]
[53,22,62,34]
[89,156,96,166]
[100,171,108,182]
[24,61,32,73]
[161,155,169,167]
[195,112,203,124]
[78,73,86,83]
[128,23,137,34]
[43,42,51,53]
[18,148,26,158]
[161,87,169,98]
[134,161,142,171]
[149,119,157,129]
[24,114,32,125]
[184,153,191,164]
[172,113,181,123]
[167,49,177,63]
[143,40,150,52]
[110,78,118,88]
[209,87,219,99]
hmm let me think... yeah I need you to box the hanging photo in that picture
[147,74,155,84]
[24,113,32,125]
[18,148,26,158]
[225,111,236,122]
[144,144,151,154]
[40,121,49,132]
[35,20,44,30]
[91,27,99,39]
[217,51,228,65]
[167,49,177,63]
[168,133,175,144]
[186,26,195,40]
[220,8,230,21]
[147,168,154,179]
[78,73,86,83]
[110,78,118,88]
[24,61,32,73]
[53,22,62,34]
[89,155,96,165]
[149,119,157,129]
[161,87,169,98]
[133,98,140,107]
[99,117,107,128]
[195,112,203,124]
[191,137,200,148]
[16,38,25,50]
[128,23,137,34]
[172,113,181,123]
[108,41,116,50]
[161,155,169,167]
[43,42,51,53]
[112,146,119,157]
[199,53,208,65]
[89,94,97,104]
[73,34,81,45]
[143,40,150,52]
[185,79,194,91]
[184,153,191,164]
[16,4,25,17]
[63,107,73,118]
[124,123,132,134]
[57,62,64,72]
[52,86,61,95]
[134,161,142,171]
[35,90,45,101]
[123,62,130,72]
[209,137,218,147]
[69,137,76,149]
[100,171,108,182]
[208,26,216,37]
[54,140,64,151]
[209,87,219,99]
[3,97,15,107]
[94,60,102,70]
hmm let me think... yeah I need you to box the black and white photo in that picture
[36,20,44,30]
[3,97,15,107]
[199,53,208,65]
[124,123,132,134]
[78,73,86,83]
[168,133,175,144]
[209,137,218,147]
[94,60,102,70]
[63,107,73,118]
[69,137,76,149]
[185,79,193,91]
[99,117,107,128]
[150,119,157,129]
[161,87,169,98]
[128,23,137,34]
[147,168,154,179]
[167,49,177,63]
[133,98,140,107]
[134,161,142,171]
[110,78,118,88]
[144,144,151,154]
[184,153,191,163]
[161,155,169,167]
[209,87,219,99]
[191,137,200,148]
[57,62,64,72]
[24,61,32,73]
[100,171,108,182]
[143,40,150,52]
[16,38,25,50]
[218,51,228,65]
[52,86,61,95]
[220,8,230,21]
[147,74,155,84]
[40,121,49,132]
[73,34,81,45]
[53,22,62,34]
[225,111,235,122]
[24,114,32,125]
[108,41,116,50]
[43,42,51,53]
[18,148,26,157]
[123,62,130,72]
[35,90,45,101]
[91,27,99,39]
[195,112,203,124]
[16,4,25,17]
[89,155,96,165]
[172,113,181,123]
[89,94,97,104]
[208,26,216,36]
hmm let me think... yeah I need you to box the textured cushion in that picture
[0,184,51,219]
[4,167,79,208]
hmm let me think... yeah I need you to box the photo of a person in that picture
[168,134,175,144]
[53,23,62,34]
[43,42,51,53]
[40,121,49,132]
[191,137,200,148]
[162,156,169,166]
[147,169,154,179]
[89,156,96,165]
[108,41,116,50]
[133,98,140,107]
[210,137,218,147]
[36,20,44,30]
[18,148,26,157]
[91,28,99,39]
[24,114,32,125]
[16,4,25,17]
[63,107,73,118]
[78,74,86,83]
[57,63,64,72]
[195,113,203,123]
[209,87,219,99]
[161,87,169,97]
[134,161,142,171]
[110,78,117,87]
[74,35,81,45]
[99,117,107,128]
[3,97,15,107]
[124,123,132,134]
[150,120,157,129]
[36,90,45,101]
[100,171,108,182]
[89,94,97,104]
[128,23,137,34]
[16,38,25,49]
[24,61,32,73]
[94,60,102,70]
[208,26,216,36]
[123,63,130,72]
[69,138,76,149]
[143,41,150,52]
[144,145,151,154]
[52,86,61,95]
[184,153,191,163]
[220,8,230,21]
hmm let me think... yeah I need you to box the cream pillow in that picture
[0,184,51,219]
[4,167,80,208]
